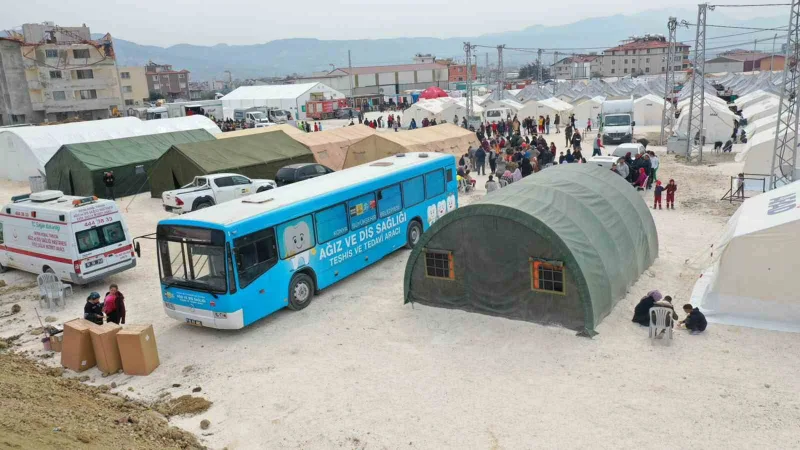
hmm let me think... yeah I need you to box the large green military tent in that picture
[149,131,314,197]
[404,164,658,336]
[45,129,215,199]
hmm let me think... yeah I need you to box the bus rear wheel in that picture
[288,273,314,311]
[406,220,422,249]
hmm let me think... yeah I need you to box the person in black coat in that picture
[680,304,708,332]
[102,171,115,200]
[520,158,533,177]
[632,290,663,326]
[83,292,104,325]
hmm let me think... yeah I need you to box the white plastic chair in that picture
[36,273,71,310]
[649,307,673,340]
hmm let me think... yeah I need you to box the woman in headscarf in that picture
[632,290,663,326]
[633,167,648,188]
[550,142,557,157]
[512,165,523,182]
[520,157,533,177]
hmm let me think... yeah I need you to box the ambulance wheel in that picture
[287,273,314,311]
[406,220,422,249]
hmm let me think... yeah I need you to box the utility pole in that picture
[485,53,489,84]
[348,50,354,107]
[464,42,474,122]
[537,48,543,86]
[660,17,678,146]
[497,45,505,98]
[685,4,709,162]
[770,0,800,189]
[553,51,559,96]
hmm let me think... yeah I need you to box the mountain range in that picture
[102,9,788,81]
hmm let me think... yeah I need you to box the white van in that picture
[0,191,136,284]
[486,108,512,123]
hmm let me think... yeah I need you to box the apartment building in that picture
[0,22,124,125]
[600,35,690,77]
[551,55,601,79]
[118,66,149,106]
[145,61,190,101]
[446,63,478,82]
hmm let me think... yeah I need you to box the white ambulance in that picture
[0,190,136,284]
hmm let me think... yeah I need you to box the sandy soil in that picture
[2,141,800,450]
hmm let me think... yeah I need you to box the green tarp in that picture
[149,130,314,197]
[404,164,658,336]
[45,129,215,199]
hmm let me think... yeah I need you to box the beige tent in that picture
[343,124,479,168]
[292,125,377,170]
[216,124,305,139]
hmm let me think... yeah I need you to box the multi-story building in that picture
[117,66,149,107]
[446,63,478,82]
[600,35,690,77]
[298,58,449,109]
[551,55,602,79]
[0,22,124,125]
[145,61,190,101]
[705,50,786,73]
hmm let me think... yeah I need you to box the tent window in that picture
[531,259,565,294]
[425,249,454,280]
[135,165,145,175]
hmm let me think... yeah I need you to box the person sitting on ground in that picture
[632,290,663,326]
[565,149,575,163]
[464,169,476,188]
[680,303,708,332]
[485,175,499,193]
[83,292,104,326]
[558,152,566,164]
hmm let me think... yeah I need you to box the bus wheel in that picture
[405,220,422,249]
[288,273,314,311]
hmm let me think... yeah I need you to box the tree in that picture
[518,62,551,81]
[149,91,164,102]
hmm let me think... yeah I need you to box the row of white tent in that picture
[0,116,222,182]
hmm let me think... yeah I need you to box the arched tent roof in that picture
[0,116,221,181]
[741,97,779,123]
[216,123,305,139]
[675,100,736,142]
[403,164,658,335]
[633,94,666,126]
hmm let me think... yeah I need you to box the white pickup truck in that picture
[162,174,276,214]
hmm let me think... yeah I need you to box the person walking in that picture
[554,113,561,134]
[593,134,604,156]
[475,145,486,175]
[565,123,573,148]
[545,115,551,134]
[488,145,497,175]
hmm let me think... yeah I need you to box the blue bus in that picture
[149,152,458,329]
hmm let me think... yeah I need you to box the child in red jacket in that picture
[666,179,678,209]
[653,180,664,209]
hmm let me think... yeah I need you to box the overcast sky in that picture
[0,2,788,47]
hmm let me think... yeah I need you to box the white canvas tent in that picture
[571,96,604,125]
[738,128,797,176]
[745,113,778,137]
[220,83,344,120]
[675,100,736,143]
[518,97,573,121]
[404,98,484,125]
[741,97,779,123]
[733,90,777,111]
[480,98,524,114]
[633,94,665,126]
[0,116,221,181]
[691,181,800,332]
[677,95,729,115]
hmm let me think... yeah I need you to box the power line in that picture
[682,22,789,31]
[709,3,790,6]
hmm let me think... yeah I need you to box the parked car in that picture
[162,174,276,214]
[611,142,646,158]
[334,108,356,119]
[275,163,334,186]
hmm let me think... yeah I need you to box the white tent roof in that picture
[733,89,777,110]
[675,100,736,142]
[744,112,778,137]
[633,94,666,126]
[692,181,800,332]
[537,97,574,112]
[741,97,779,122]
[221,83,327,101]
[0,116,221,181]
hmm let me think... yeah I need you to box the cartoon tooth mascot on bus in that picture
[281,217,314,271]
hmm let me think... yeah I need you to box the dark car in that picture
[334,108,356,119]
[275,163,334,186]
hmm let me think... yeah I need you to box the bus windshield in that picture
[604,114,631,127]
[157,226,227,294]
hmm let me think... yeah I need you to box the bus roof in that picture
[177,152,454,227]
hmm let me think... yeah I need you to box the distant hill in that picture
[101,9,787,80]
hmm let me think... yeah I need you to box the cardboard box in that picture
[89,323,123,374]
[61,319,97,372]
[50,334,63,352]
[117,324,160,376]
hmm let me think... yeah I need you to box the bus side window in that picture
[234,229,278,288]
[446,168,454,183]
[377,185,402,218]
[315,204,348,243]
[425,169,445,199]
[348,193,378,230]
[402,176,425,207]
